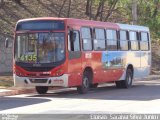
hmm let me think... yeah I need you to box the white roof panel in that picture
[117,23,149,32]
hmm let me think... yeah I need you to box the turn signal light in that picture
[55,69,64,76]
[15,69,25,77]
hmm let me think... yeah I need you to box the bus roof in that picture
[17,17,149,31]
[17,17,68,23]
[66,18,119,29]
[117,23,149,32]
[17,17,119,30]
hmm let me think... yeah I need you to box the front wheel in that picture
[77,71,90,94]
[90,83,98,88]
[36,86,48,94]
[115,69,133,88]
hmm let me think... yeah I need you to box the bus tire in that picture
[36,86,48,94]
[77,71,90,94]
[115,81,122,88]
[90,83,98,88]
[115,68,133,88]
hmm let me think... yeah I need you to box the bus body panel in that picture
[67,19,120,85]
[117,23,151,80]
[101,51,124,81]
[13,74,69,87]
[66,24,82,87]
[13,17,151,89]
[67,56,82,87]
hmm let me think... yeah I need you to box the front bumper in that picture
[13,74,69,87]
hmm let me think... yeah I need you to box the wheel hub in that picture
[128,75,132,85]
[83,77,89,88]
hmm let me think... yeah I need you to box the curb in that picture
[133,75,160,81]
[0,87,62,97]
[0,75,160,97]
[0,88,36,97]
[139,75,160,81]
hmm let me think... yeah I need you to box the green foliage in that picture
[93,0,100,5]
[0,0,160,41]
[116,0,160,40]
[137,0,160,39]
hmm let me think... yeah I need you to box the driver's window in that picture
[68,30,80,51]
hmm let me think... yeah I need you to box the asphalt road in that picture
[0,78,160,116]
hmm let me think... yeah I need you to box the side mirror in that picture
[5,38,9,48]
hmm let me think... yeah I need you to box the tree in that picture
[0,0,4,6]
[85,0,119,21]
[67,0,72,17]
[58,0,72,18]
[14,0,21,4]
[104,0,118,21]
[58,0,67,17]
[86,0,93,20]
[94,0,106,20]
[131,0,137,24]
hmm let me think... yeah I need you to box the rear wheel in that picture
[115,68,133,88]
[90,83,98,88]
[115,81,122,88]
[36,86,48,94]
[77,71,90,94]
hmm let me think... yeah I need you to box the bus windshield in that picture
[15,32,65,63]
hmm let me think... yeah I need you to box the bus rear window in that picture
[16,20,65,31]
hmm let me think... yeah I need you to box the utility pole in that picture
[132,0,137,25]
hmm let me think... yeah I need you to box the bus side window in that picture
[68,30,80,51]
[94,28,105,50]
[140,32,149,51]
[119,30,128,50]
[81,27,92,51]
[129,31,139,51]
[106,29,117,50]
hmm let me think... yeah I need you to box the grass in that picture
[0,80,13,88]
[0,75,13,88]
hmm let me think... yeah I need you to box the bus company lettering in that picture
[43,72,51,74]
[53,79,64,84]
[85,53,92,59]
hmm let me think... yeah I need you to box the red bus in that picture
[12,17,151,94]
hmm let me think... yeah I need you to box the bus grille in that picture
[23,67,53,72]
[27,74,50,77]
[29,79,48,83]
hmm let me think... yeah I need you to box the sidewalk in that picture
[0,74,160,97]
[0,73,35,97]
[0,87,36,97]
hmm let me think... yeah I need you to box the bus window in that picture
[140,32,149,51]
[119,30,128,50]
[106,29,117,50]
[81,27,92,51]
[129,31,139,51]
[94,28,105,50]
[68,31,80,51]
